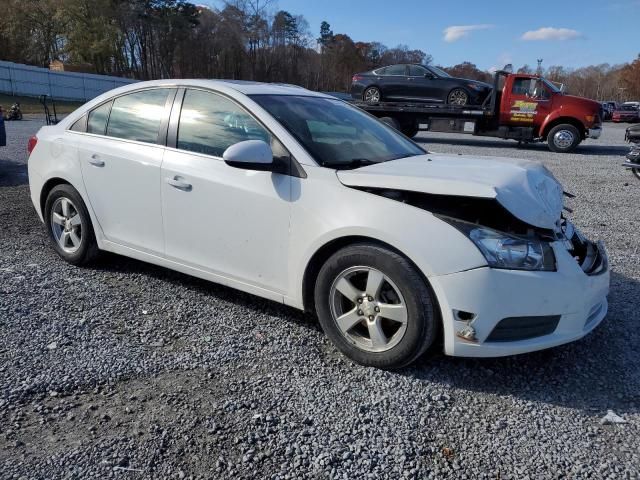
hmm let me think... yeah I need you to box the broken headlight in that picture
[443,218,556,271]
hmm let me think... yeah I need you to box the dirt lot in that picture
[1,118,639,479]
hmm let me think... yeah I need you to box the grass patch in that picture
[0,93,84,115]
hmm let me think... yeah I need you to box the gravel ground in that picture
[1,117,639,479]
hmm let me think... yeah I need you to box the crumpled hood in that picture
[337,154,564,229]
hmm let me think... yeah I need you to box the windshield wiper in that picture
[322,158,379,170]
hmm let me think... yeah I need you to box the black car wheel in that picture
[379,116,401,131]
[632,167,640,181]
[447,88,469,106]
[363,86,382,104]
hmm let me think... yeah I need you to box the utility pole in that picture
[536,59,543,76]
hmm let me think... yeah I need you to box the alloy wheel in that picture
[364,88,381,104]
[50,197,83,254]
[448,89,468,105]
[329,266,408,353]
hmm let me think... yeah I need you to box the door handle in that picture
[88,154,105,167]
[166,176,192,191]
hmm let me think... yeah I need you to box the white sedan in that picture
[27,80,610,368]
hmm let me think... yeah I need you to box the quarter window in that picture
[87,102,112,135]
[177,89,275,158]
[106,89,171,143]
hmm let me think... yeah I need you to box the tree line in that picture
[1,0,638,101]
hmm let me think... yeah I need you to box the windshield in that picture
[542,78,562,93]
[428,66,451,78]
[250,95,425,168]
[619,104,639,111]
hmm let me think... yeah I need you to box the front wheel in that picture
[447,88,469,106]
[314,243,439,369]
[547,124,581,153]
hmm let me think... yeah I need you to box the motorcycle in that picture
[624,124,640,181]
[6,102,23,121]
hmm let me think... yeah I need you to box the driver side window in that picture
[177,89,287,158]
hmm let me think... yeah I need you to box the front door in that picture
[160,88,292,294]
[502,77,553,129]
[77,88,175,254]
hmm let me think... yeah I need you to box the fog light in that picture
[456,324,477,342]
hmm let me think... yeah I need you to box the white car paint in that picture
[27,79,610,358]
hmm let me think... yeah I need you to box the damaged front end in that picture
[355,187,608,344]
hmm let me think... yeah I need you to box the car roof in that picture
[114,78,331,97]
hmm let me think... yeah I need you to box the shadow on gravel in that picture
[90,252,318,330]
[0,160,28,187]
[406,270,640,417]
[417,137,629,156]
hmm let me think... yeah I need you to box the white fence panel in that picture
[0,61,137,101]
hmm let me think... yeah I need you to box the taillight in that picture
[27,135,37,156]
[352,75,363,82]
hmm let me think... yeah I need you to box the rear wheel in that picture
[363,86,381,104]
[632,167,640,181]
[401,123,419,138]
[447,88,469,106]
[314,243,439,369]
[547,124,581,153]
[44,184,99,265]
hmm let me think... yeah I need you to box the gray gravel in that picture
[1,117,639,479]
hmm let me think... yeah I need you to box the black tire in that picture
[17,112,23,121]
[401,123,419,138]
[363,86,382,104]
[547,124,581,153]
[446,88,469,106]
[44,184,99,266]
[632,168,640,181]
[314,243,439,369]
[379,116,401,131]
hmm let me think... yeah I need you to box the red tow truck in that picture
[353,70,603,153]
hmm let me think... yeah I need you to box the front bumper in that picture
[587,127,602,139]
[431,236,610,357]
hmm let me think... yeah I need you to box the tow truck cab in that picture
[497,73,603,151]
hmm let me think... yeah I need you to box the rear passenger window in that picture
[87,102,112,135]
[106,89,170,143]
[177,89,271,157]
[385,65,407,76]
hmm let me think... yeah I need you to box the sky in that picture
[203,0,640,71]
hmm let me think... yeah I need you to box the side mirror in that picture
[223,140,274,171]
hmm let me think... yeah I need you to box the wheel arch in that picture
[301,236,442,323]
[40,177,74,216]
[540,116,586,139]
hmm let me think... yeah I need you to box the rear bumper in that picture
[431,238,610,357]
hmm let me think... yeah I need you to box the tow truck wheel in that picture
[547,124,581,153]
[401,123,419,138]
[379,116,401,131]
[632,167,640,181]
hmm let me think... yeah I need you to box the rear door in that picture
[77,88,175,254]
[379,64,410,100]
